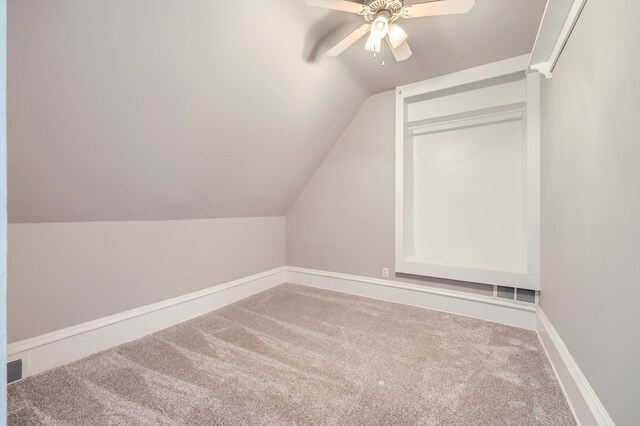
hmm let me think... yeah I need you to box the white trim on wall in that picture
[8,266,539,380]
[396,55,530,98]
[11,265,611,426]
[287,267,537,330]
[395,55,541,290]
[9,265,614,425]
[8,267,288,379]
[537,308,614,426]
[529,0,588,78]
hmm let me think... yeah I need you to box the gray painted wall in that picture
[8,217,285,342]
[7,0,544,224]
[287,92,492,296]
[7,0,368,223]
[540,1,640,424]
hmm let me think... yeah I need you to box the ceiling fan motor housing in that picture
[363,0,403,22]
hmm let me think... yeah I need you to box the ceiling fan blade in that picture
[306,0,366,14]
[387,38,412,62]
[401,0,475,19]
[327,24,371,57]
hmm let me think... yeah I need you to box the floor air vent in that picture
[7,359,22,383]
[495,286,537,304]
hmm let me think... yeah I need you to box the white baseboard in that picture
[287,267,537,330]
[537,308,614,426]
[8,267,288,379]
[7,266,556,385]
[7,266,611,425]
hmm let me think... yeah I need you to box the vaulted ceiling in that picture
[8,0,546,223]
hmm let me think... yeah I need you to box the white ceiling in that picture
[8,0,546,223]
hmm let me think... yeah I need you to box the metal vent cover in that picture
[496,286,537,304]
[7,359,22,383]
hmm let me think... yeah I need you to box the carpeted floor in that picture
[8,284,575,425]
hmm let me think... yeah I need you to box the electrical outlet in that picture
[382,267,389,278]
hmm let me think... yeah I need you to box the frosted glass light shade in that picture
[370,14,389,40]
[388,23,408,49]
[365,33,382,53]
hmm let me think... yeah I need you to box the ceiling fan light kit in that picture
[307,0,476,62]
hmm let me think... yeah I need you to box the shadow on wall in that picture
[303,13,358,63]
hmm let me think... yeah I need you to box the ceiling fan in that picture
[306,0,476,62]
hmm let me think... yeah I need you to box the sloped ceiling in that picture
[8,0,545,223]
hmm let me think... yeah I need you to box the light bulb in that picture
[387,23,408,49]
[370,12,390,40]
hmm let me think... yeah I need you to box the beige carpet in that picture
[8,284,575,425]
